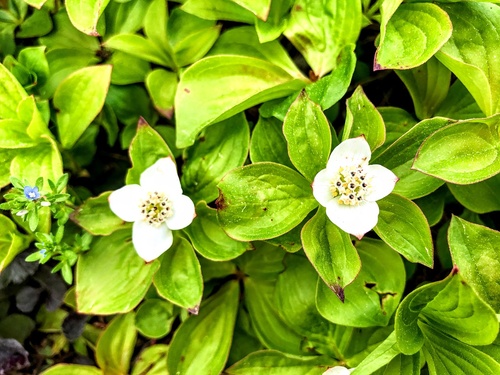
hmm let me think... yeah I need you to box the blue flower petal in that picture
[24,186,40,200]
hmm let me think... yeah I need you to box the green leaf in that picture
[181,113,249,203]
[422,323,500,375]
[414,188,445,227]
[395,57,451,120]
[182,0,256,24]
[435,3,500,116]
[375,107,417,157]
[250,116,294,168]
[231,0,271,21]
[10,138,63,191]
[135,299,175,339]
[40,365,102,375]
[168,8,221,68]
[167,280,239,374]
[71,192,127,236]
[0,214,29,272]
[375,3,452,70]
[125,119,174,185]
[175,55,306,148]
[373,117,451,199]
[0,119,38,148]
[0,63,28,119]
[145,69,177,119]
[96,313,136,375]
[216,163,317,241]
[275,253,340,357]
[255,0,293,43]
[183,201,249,261]
[131,345,169,375]
[66,0,111,35]
[351,332,401,375]
[395,271,499,355]
[305,44,356,110]
[244,277,306,355]
[283,91,331,181]
[448,217,500,311]
[76,229,159,314]
[226,350,334,374]
[284,0,362,77]
[435,79,484,120]
[413,114,500,184]
[301,208,361,301]
[316,238,406,327]
[342,85,385,151]
[17,9,53,38]
[23,0,48,10]
[18,46,50,87]
[209,27,305,79]
[109,51,150,85]
[105,34,173,67]
[153,238,203,311]
[448,174,500,214]
[54,65,112,149]
[144,0,169,52]
[374,194,433,267]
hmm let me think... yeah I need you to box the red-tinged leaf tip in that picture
[373,58,383,71]
[331,284,345,303]
[137,117,148,127]
[157,107,174,120]
[188,305,199,315]
[89,30,100,37]
[215,191,226,211]
[451,265,459,275]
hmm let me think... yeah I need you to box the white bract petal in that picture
[166,194,196,230]
[364,164,399,201]
[327,136,371,171]
[323,366,355,375]
[313,137,396,238]
[133,221,173,262]
[312,169,335,207]
[140,157,182,197]
[108,184,144,222]
[326,200,379,239]
[108,157,195,261]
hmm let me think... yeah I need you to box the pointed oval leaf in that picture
[0,63,28,119]
[153,238,203,311]
[181,113,249,203]
[175,55,306,148]
[448,174,500,214]
[66,0,111,36]
[413,114,500,184]
[373,117,450,199]
[374,194,433,267]
[96,313,136,374]
[125,119,174,185]
[216,162,318,241]
[76,229,159,314]
[250,116,294,168]
[145,69,177,119]
[375,3,452,70]
[54,65,112,149]
[316,238,406,327]
[167,281,239,375]
[301,208,361,300]
[183,201,249,261]
[395,57,451,120]
[421,323,500,375]
[283,91,332,181]
[284,0,362,77]
[342,85,386,151]
[226,350,334,374]
[448,216,500,311]
[71,192,127,236]
[135,299,174,339]
[40,365,102,375]
[244,277,306,355]
[435,3,500,116]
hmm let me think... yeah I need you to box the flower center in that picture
[330,165,370,205]
[139,191,173,226]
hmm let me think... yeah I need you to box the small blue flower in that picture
[24,186,40,200]
[39,249,47,256]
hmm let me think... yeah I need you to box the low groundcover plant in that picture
[0,0,500,374]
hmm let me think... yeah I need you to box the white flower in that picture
[312,136,398,239]
[323,366,355,375]
[108,157,195,262]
